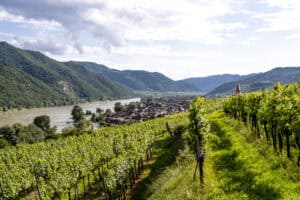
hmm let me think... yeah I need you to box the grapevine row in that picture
[223,83,300,165]
[0,114,188,199]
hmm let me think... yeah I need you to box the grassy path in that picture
[207,112,300,200]
[129,132,186,199]
[130,111,300,200]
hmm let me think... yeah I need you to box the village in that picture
[90,96,194,126]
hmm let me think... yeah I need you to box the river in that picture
[0,98,140,132]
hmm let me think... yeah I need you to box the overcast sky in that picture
[0,0,300,80]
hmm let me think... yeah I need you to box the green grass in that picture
[130,111,300,200]
[207,112,300,200]
[130,128,211,200]
[130,133,186,199]
[58,111,299,200]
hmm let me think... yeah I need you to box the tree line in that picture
[0,115,57,148]
[0,105,95,148]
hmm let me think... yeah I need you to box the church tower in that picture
[235,83,241,95]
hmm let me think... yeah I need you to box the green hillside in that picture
[207,67,300,96]
[0,64,75,109]
[0,42,133,109]
[74,61,196,92]
[178,74,244,93]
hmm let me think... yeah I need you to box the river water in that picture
[0,98,140,132]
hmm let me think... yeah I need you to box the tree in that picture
[72,105,84,122]
[105,109,112,115]
[85,110,92,115]
[17,124,46,144]
[74,119,93,134]
[114,102,123,113]
[290,95,300,165]
[96,108,103,114]
[34,115,51,132]
[0,126,17,145]
[0,138,10,149]
[127,102,137,113]
[61,127,77,137]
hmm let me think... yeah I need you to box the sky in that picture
[0,0,300,80]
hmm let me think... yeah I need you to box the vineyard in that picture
[224,83,300,165]
[1,83,300,200]
[0,114,188,199]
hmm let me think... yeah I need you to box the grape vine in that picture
[223,83,300,165]
[0,114,187,199]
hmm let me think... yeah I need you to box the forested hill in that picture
[73,61,197,92]
[207,67,300,96]
[1,41,300,109]
[178,74,253,93]
[0,42,133,109]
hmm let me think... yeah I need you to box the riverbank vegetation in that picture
[0,96,193,148]
[0,115,57,148]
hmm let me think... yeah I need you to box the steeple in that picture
[235,83,241,95]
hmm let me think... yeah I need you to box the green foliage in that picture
[0,126,17,145]
[223,83,300,164]
[180,74,242,93]
[165,122,187,138]
[0,138,10,149]
[71,105,84,122]
[33,115,50,132]
[209,67,300,96]
[133,111,300,199]
[0,123,48,145]
[76,61,196,92]
[0,42,133,109]
[188,97,210,149]
[74,119,93,133]
[188,97,210,185]
[207,113,300,200]
[0,115,57,145]
[114,102,124,112]
[0,113,187,199]
[17,124,46,144]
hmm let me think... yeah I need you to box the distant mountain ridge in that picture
[178,74,254,93]
[77,60,300,96]
[207,67,300,96]
[74,61,197,92]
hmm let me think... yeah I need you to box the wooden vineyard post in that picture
[195,135,204,185]
[34,172,42,200]
[102,176,109,200]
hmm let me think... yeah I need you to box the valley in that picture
[1,1,300,199]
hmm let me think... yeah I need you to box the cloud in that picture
[252,0,300,32]
[0,0,246,51]
[0,9,61,30]
[3,0,300,80]
[0,0,120,51]
[12,36,67,55]
[286,33,300,40]
[117,0,245,45]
